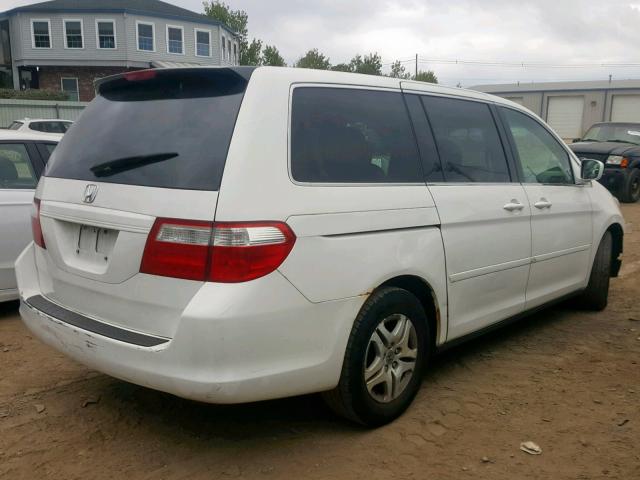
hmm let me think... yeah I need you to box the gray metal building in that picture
[473,80,640,141]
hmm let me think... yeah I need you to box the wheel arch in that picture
[607,222,624,277]
[378,275,443,347]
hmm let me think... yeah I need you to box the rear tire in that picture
[322,287,430,427]
[577,231,612,311]
[620,169,640,203]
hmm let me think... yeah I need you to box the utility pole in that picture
[415,53,418,79]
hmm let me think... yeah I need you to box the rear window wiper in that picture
[90,153,179,177]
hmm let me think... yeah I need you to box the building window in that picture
[31,19,51,49]
[227,39,231,61]
[195,29,211,57]
[233,43,238,64]
[96,20,116,49]
[61,77,79,102]
[166,25,183,54]
[221,35,226,61]
[136,21,155,51]
[64,19,83,49]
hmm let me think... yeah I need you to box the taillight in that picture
[140,219,296,283]
[31,198,46,249]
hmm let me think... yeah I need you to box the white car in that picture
[8,118,73,136]
[16,67,624,426]
[0,130,58,302]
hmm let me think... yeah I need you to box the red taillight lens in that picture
[140,219,296,283]
[31,198,46,249]
[209,222,296,283]
[140,219,213,281]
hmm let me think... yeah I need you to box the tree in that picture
[261,45,286,66]
[203,2,248,49]
[331,63,352,72]
[203,1,280,66]
[295,49,331,70]
[349,53,383,76]
[242,38,263,66]
[389,60,410,79]
[413,70,438,84]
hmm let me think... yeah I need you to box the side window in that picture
[37,143,58,163]
[0,143,38,189]
[403,94,444,182]
[422,96,511,183]
[291,87,422,183]
[46,122,66,133]
[501,108,573,184]
[29,122,47,132]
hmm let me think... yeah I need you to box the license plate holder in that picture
[77,225,117,259]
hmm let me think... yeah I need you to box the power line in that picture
[398,58,640,69]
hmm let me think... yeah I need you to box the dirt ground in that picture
[1,204,639,480]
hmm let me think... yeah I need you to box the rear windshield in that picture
[45,69,249,190]
[8,121,23,130]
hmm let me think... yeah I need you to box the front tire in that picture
[620,169,640,203]
[322,287,430,427]
[577,231,612,311]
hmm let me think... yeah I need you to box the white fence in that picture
[0,99,88,128]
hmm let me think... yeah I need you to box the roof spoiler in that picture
[94,66,256,95]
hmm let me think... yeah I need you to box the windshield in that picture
[45,69,249,191]
[582,124,640,145]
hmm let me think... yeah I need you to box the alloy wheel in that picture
[364,314,419,403]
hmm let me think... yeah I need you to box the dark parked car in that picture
[570,122,640,203]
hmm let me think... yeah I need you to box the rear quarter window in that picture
[290,87,422,183]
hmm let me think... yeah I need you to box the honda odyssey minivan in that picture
[16,67,625,426]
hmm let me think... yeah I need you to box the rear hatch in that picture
[34,68,251,339]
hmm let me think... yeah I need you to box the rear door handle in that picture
[534,198,552,209]
[503,200,525,212]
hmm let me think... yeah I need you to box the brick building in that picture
[0,0,239,101]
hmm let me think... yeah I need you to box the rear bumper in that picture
[16,243,363,404]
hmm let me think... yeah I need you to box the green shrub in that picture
[0,88,71,101]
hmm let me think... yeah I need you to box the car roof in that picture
[0,130,61,142]
[99,66,528,112]
[249,66,524,109]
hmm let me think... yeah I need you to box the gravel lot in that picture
[1,203,639,480]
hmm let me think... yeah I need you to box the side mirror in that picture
[579,158,604,183]
[572,138,582,143]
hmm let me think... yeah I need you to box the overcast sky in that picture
[4,0,640,86]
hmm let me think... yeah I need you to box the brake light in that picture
[124,69,157,82]
[140,219,296,283]
[31,198,46,249]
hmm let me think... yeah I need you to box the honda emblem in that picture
[83,184,98,204]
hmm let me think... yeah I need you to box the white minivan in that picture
[16,67,624,426]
